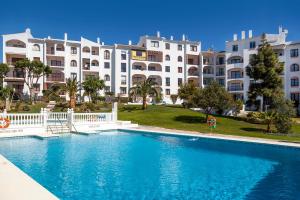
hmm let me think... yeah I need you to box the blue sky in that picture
[1,0,300,61]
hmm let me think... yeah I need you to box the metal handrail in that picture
[71,122,78,134]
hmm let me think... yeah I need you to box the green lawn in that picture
[119,105,300,142]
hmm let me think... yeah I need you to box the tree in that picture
[178,83,198,108]
[259,111,277,133]
[130,78,161,110]
[246,34,284,110]
[82,77,105,103]
[62,78,79,109]
[15,59,52,103]
[0,63,10,88]
[170,94,178,104]
[191,81,234,121]
[42,84,62,102]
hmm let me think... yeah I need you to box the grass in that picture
[118,105,300,142]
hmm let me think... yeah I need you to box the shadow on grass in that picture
[174,115,206,123]
[240,127,266,133]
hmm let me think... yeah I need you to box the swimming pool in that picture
[0,130,299,200]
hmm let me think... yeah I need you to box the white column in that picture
[112,102,118,122]
[41,108,47,128]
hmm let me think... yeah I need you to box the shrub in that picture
[22,105,30,111]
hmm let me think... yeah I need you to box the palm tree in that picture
[130,78,161,110]
[62,78,79,109]
[82,77,105,103]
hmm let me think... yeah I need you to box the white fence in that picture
[74,113,113,123]
[0,103,117,129]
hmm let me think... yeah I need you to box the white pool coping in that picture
[0,155,58,200]
[123,126,300,149]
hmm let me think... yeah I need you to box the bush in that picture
[246,112,263,124]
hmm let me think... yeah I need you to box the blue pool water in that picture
[0,130,300,200]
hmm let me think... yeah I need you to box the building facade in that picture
[2,28,300,108]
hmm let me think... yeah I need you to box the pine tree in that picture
[246,34,284,110]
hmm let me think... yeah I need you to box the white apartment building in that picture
[2,29,201,104]
[2,27,299,108]
[225,27,300,109]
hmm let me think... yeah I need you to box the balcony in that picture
[187,55,200,65]
[228,75,244,79]
[46,76,65,82]
[147,51,163,62]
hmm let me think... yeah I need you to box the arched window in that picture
[290,64,300,72]
[56,44,64,51]
[104,74,110,81]
[291,77,299,87]
[91,60,99,66]
[32,44,40,51]
[104,50,110,59]
[178,56,183,62]
[227,56,243,64]
[70,60,77,67]
[82,46,90,53]
[6,39,26,48]
[165,55,170,61]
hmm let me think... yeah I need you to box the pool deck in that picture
[126,125,300,148]
[0,155,58,200]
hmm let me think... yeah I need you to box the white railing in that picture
[73,113,113,123]
[0,103,118,129]
[47,112,68,121]
[2,113,43,127]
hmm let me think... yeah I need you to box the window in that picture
[165,89,170,95]
[104,75,110,81]
[70,60,77,67]
[178,45,182,51]
[166,77,170,86]
[121,75,126,85]
[33,83,40,92]
[104,62,110,69]
[151,41,159,47]
[71,73,77,80]
[165,55,170,61]
[91,60,99,67]
[178,56,183,62]
[148,66,156,71]
[121,51,127,60]
[82,47,90,53]
[50,60,62,66]
[120,87,127,94]
[56,44,64,51]
[291,49,299,58]
[178,67,182,73]
[217,78,225,86]
[291,93,300,103]
[136,51,143,56]
[217,57,225,65]
[250,41,256,49]
[71,47,77,54]
[121,63,127,72]
[104,50,110,59]
[216,68,225,76]
[291,64,300,72]
[232,45,238,52]
[165,66,170,72]
[32,44,40,51]
[105,86,110,92]
[291,77,299,86]
[33,57,40,61]
[178,78,182,86]
[165,43,170,49]
[190,45,197,52]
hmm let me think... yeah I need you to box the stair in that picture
[47,124,70,134]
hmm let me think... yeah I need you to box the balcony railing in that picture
[216,72,225,76]
[46,76,65,82]
[228,86,244,91]
[188,72,199,76]
[228,75,243,79]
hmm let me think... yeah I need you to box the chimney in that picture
[248,30,253,38]
[157,31,160,38]
[47,36,51,39]
[241,31,245,39]
[101,42,104,45]
[170,36,174,40]
[233,34,237,41]
[182,34,186,41]
[25,28,31,34]
[97,37,100,44]
[64,33,68,41]
[279,26,283,33]
[128,40,132,45]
